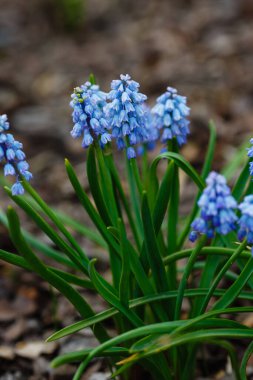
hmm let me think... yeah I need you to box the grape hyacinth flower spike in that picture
[70,81,111,148]
[189,171,238,242]
[238,196,253,253]
[0,114,32,195]
[151,86,190,146]
[104,74,148,159]
[247,138,253,176]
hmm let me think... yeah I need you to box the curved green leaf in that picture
[47,291,253,342]
[150,152,205,191]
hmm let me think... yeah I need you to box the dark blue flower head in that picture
[151,86,190,146]
[238,195,253,245]
[70,81,111,148]
[247,138,253,176]
[0,114,32,195]
[104,74,148,159]
[189,171,238,242]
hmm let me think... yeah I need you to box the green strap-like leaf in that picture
[150,152,205,191]
[0,211,76,269]
[130,319,248,353]
[118,219,130,306]
[130,328,253,358]
[177,121,216,248]
[6,207,109,343]
[0,249,94,289]
[240,340,253,380]
[105,153,141,250]
[163,246,251,265]
[89,259,143,328]
[87,146,112,226]
[197,239,248,315]
[69,307,253,379]
[152,162,174,234]
[5,188,88,275]
[232,158,250,201]
[51,347,128,368]
[22,180,89,263]
[174,235,207,320]
[212,256,253,310]
[65,159,120,254]
[0,177,106,248]
[141,192,169,294]
[46,291,253,342]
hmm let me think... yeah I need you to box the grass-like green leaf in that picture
[89,259,143,327]
[152,162,174,234]
[65,159,120,254]
[150,152,205,191]
[177,121,216,248]
[22,180,89,264]
[5,187,89,275]
[0,210,76,269]
[51,347,128,368]
[69,306,253,378]
[0,249,94,289]
[0,175,108,249]
[87,146,112,226]
[141,192,169,294]
[240,340,253,380]
[105,153,141,250]
[6,206,109,342]
[174,235,207,320]
[46,289,253,342]
[212,256,253,310]
[232,159,250,201]
[118,219,130,306]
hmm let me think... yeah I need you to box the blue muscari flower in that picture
[0,114,32,195]
[70,81,111,148]
[104,74,148,159]
[143,106,159,149]
[137,107,159,156]
[189,171,238,242]
[238,195,253,245]
[247,138,253,176]
[151,86,190,146]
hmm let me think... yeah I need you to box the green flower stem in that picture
[126,155,143,239]
[198,239,248,315]
[167,140,179,297]
[94,143,119,225]
[89,145,123,288]
[129,157,144,195]
[141,145,149,186]
[174,235,207,320]
[104,152,142,251]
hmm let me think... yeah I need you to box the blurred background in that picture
[1,0,253,379]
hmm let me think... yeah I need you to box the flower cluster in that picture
[0,115,32,195]
[104,74,148,159]
[70,82,111,148]
[189,172,238,242]
[70,76,191,157]
[151,87,190,146]
[238,195,253,245]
